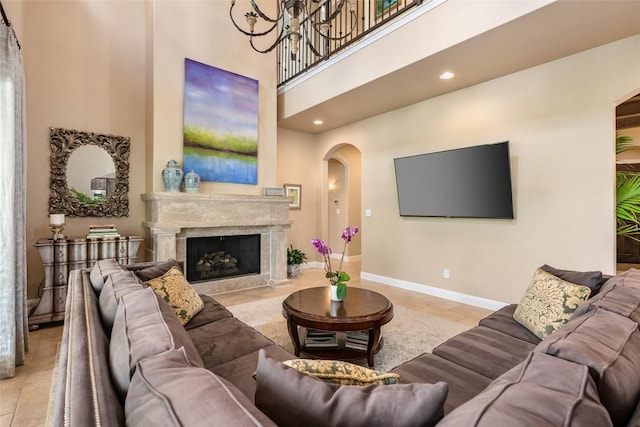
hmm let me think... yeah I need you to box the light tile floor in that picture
[1,261,493,426]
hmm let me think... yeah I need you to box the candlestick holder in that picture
[50,224,65,241]
[49,213,66,241]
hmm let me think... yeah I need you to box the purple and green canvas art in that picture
[183,58,258,185]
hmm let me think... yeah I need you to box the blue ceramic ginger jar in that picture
[162,160,183,192]
[184,170,200,193]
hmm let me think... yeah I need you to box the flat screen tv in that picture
[393,141,514,219]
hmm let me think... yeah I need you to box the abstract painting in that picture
[183,58,258,185]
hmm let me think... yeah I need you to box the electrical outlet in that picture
[443,269,450,279]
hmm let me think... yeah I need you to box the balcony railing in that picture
[277,0,422,87]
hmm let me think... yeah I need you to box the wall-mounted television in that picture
[393,141,514,219]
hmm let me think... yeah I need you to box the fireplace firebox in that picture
[186,235,260,283]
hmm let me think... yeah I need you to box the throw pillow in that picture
[133,258,183,282]
[144,266,204,325]
[126,348,277,427]
[513,268,591,339]
[89,258,125,294]
[98,270,143,335]
[255,349,448,427]
[109,287,203,399]
[540,264,605,295]
[282,359,400,385]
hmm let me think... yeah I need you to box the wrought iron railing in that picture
[277,0,422,87]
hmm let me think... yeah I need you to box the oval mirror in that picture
[66,145,115,204]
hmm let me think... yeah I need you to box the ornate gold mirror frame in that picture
[49,127,130,217]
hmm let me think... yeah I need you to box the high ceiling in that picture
[277,1,640,134]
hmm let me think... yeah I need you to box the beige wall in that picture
[19,0,277,299]
[277,128,320,256]
[150,0,278,195]
[21,0,147,299]
[282,35,640,305]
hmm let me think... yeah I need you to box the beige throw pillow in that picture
[282,359,400,385]
[513,268,591,339]
[144,266,204,325]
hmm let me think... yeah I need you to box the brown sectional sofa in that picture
[52,260,640,426]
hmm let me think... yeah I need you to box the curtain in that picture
[0,20,28,379]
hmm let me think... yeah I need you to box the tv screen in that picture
[393,141,514,219]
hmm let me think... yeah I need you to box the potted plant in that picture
[311,225,359,301]
[616,133,640,241]
[287,245,307,278]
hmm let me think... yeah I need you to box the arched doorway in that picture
[323,144,362,263]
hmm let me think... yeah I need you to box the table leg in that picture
[286,318,301,357]
[367,325,382,368]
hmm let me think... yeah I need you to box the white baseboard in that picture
[360,271,509,312]
[328,253,362,262]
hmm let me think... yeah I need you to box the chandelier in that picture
[230,0,357,60]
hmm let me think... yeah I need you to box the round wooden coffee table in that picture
[282,286,394,367]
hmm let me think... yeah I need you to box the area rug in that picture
[228,296,470,372]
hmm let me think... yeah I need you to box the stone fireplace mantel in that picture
[141,192,292,294]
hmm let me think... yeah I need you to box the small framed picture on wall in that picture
[284,184,302,209]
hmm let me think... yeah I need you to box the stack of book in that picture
[345,331,369,351]
[305,329,338,348]
[87,224,120,239]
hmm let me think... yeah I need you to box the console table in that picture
[29,235,143,327]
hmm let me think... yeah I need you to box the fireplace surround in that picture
[141,192,291,294]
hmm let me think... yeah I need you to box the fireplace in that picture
[141,192,291,294]
[187,235,260,283]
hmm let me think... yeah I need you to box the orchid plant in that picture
[311,226,359,300]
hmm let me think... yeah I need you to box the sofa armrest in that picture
[51,269,124,427]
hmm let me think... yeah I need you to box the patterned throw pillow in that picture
[513,268,591,339]
[144,266,204,325]
[282,358,400,385]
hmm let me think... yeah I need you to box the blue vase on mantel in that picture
[162,160,183,192]
[184,170,200,193]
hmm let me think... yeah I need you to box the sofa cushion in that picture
[90,258,125,294]
[282,359,400,385]
[433,325,536,379]
[535,307,640,426]
[211,345,295,401]
[184,294,234,330]
[513,268,591,339]
[437,352,613,427]
[133,258,183,282]
[125,348,277,427]
[478,304,541,344]
[390,353,492,414]
[98,270,144,334]
[571,269,640,323]
[110,287,203,399]
[628,399,640,427]
[144,266,204,325]
[187,317,275,370]
[255,350,448,427]
[540,264,605,295]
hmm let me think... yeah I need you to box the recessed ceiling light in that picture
[313,119,324,125]
[440,71,455,80]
